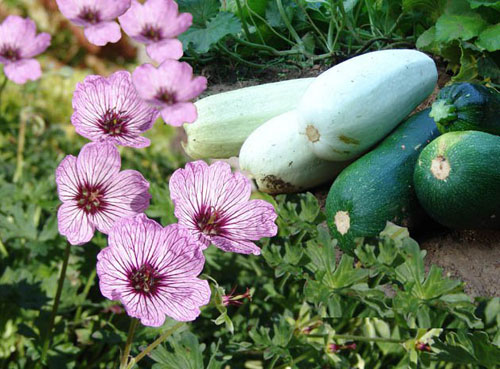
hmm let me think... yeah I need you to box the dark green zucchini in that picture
[414,131,500,230]
[325,109,440,254]
[429,82,500,135]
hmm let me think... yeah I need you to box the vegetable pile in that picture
[184,48,500,253]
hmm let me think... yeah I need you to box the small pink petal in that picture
[118,0,144,37]
[21,33,51,58]
[4,59,41,84]
[132,63,160,101]
[160,102,197,126]
[84,21,122,46]
[99,0,132,20]
[162,12,192,38]
[55,0,80,20]
[146,39,184,62]
[176,75,208,102]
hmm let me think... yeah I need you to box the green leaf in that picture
[150,332,205,369]
[326,255,370,289]
[416,26,438,51]
[420,265,462,300]
[452,43,479,81]
[476,24,500,51]
[468,0,500,11]
[177,0,220,27]
[180,12,242,53]
[435,14,488,42]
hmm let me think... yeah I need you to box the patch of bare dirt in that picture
[416,228,500,297]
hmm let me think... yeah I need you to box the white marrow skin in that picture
[183,78,315,159]
[239,110,349,194]
[297,49,437,161]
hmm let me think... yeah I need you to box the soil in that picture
[185,58,499,298]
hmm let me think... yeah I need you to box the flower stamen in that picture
[141,24,163,42]
[79,7,100,24]
[75,184,106,215]
[129,264,160,296]
[0,45,20,62]
[156,88,176,105]
[98,109,130,137]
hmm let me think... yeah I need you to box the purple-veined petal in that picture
[58,202,94,245]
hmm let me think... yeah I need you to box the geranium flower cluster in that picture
[56,0,190,63]
[0,15,51,84]
[55,1,278,327]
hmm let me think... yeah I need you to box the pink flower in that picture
[0,15,51,84]
[72,71,159,148]
[56,141,151,245]
[119,0,191,62]
[96,214,211,326]
[132,60,207,126]
[169,161,278,255]
[56,0,131,46]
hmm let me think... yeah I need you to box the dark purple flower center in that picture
[195,205,225,236]
[156,88,176,105]
[98,109,130,137]
[75,183,106,215]
[128,264,161,295]
[141,24,163,42]
[79,7,100,24]
[0,45,20,62]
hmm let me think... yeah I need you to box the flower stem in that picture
[306,333,405,344]
[40,242,71,363]
[13,109,28,183]
[0,74,7,109]
[120,318,139,369]
[74,268,97,324]
[126,322,184,369]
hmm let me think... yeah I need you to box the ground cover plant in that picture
[0,0,499,368]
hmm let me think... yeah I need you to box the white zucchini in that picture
[239,110,349,194]
[183,78,315,159]
[297,49,437,161]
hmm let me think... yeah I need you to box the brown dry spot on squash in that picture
[335,211,350,235]
[306,125,320,143]
[339,135,360,145]
[260,175,295,194]
[431,155,451,180]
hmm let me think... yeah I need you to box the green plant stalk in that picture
[296,1,329,52]
[40,242,71,363]
[13,110,28,183]
[244,3,294,46]
[235,0,252,41]
[74,268,97,324]
[242,1,266,45]
[233,38,304,56]
[267,355,280,369]
[306,333,405,344]
[275,0,305,50]
[216,42,269,68]
[0,238,7,257]
[120,318,139,369]
[275,349,315,369]
[126,322,184,369]
[0,74,7,109]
